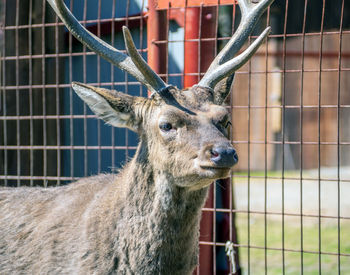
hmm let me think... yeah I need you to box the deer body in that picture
[0,0,273,273]
[0,159,207,274]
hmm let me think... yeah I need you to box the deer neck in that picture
[116,140,209,273]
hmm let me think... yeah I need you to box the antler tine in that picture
[198,0,274,90]
[199,26,270,89]
[47,0,167,93]
[122,27,169,94]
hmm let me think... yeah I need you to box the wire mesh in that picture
[1,0,350,274]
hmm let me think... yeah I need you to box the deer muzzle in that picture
[210,146,238,168]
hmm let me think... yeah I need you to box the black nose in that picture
[210,147,238,167]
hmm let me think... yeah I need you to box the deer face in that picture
[72,82,238,189]
[148,86,238,188]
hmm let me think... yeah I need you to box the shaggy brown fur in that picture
[0,84,236,274]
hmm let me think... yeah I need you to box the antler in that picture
[198,0,274,95]
[47,0,167,93]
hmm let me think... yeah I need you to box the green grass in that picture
[232,169,315,180]
[235,213,350,274]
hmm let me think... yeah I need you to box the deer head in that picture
[48,0,273,189]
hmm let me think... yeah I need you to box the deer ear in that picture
[213,74,235,105]
[72,82,141,132]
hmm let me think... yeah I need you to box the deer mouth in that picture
[198,165,231,180]
[200,165,231,170]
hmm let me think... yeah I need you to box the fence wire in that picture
[1,0,350,274]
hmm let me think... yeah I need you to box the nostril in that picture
[210,146,238,167]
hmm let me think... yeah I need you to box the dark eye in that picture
[217,117,231,129]
[224,120,232,128]
[159,122,173,132]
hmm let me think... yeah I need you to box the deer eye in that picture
[224,120,232,128]
[216,117,230,129]
[159,122,173,132]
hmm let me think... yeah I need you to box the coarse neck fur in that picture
[111,140,209,274]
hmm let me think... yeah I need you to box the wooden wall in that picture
[231,33,350,171]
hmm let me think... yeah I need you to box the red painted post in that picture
[184,6,217,88]
[184,7,200,88]
[147,0,168,92]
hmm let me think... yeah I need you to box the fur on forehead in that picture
[153,85,215,112]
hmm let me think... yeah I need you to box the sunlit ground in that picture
[233,168,350,274]
[236,214,350,274]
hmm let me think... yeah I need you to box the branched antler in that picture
[198,0,274,99]
[48,0,273,102]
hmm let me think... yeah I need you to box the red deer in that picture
[0,0,273,274]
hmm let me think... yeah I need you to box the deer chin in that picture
[199,166,231,179]
[185,168,231,191]
[172,165,230,190]
[192,159,231,180]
